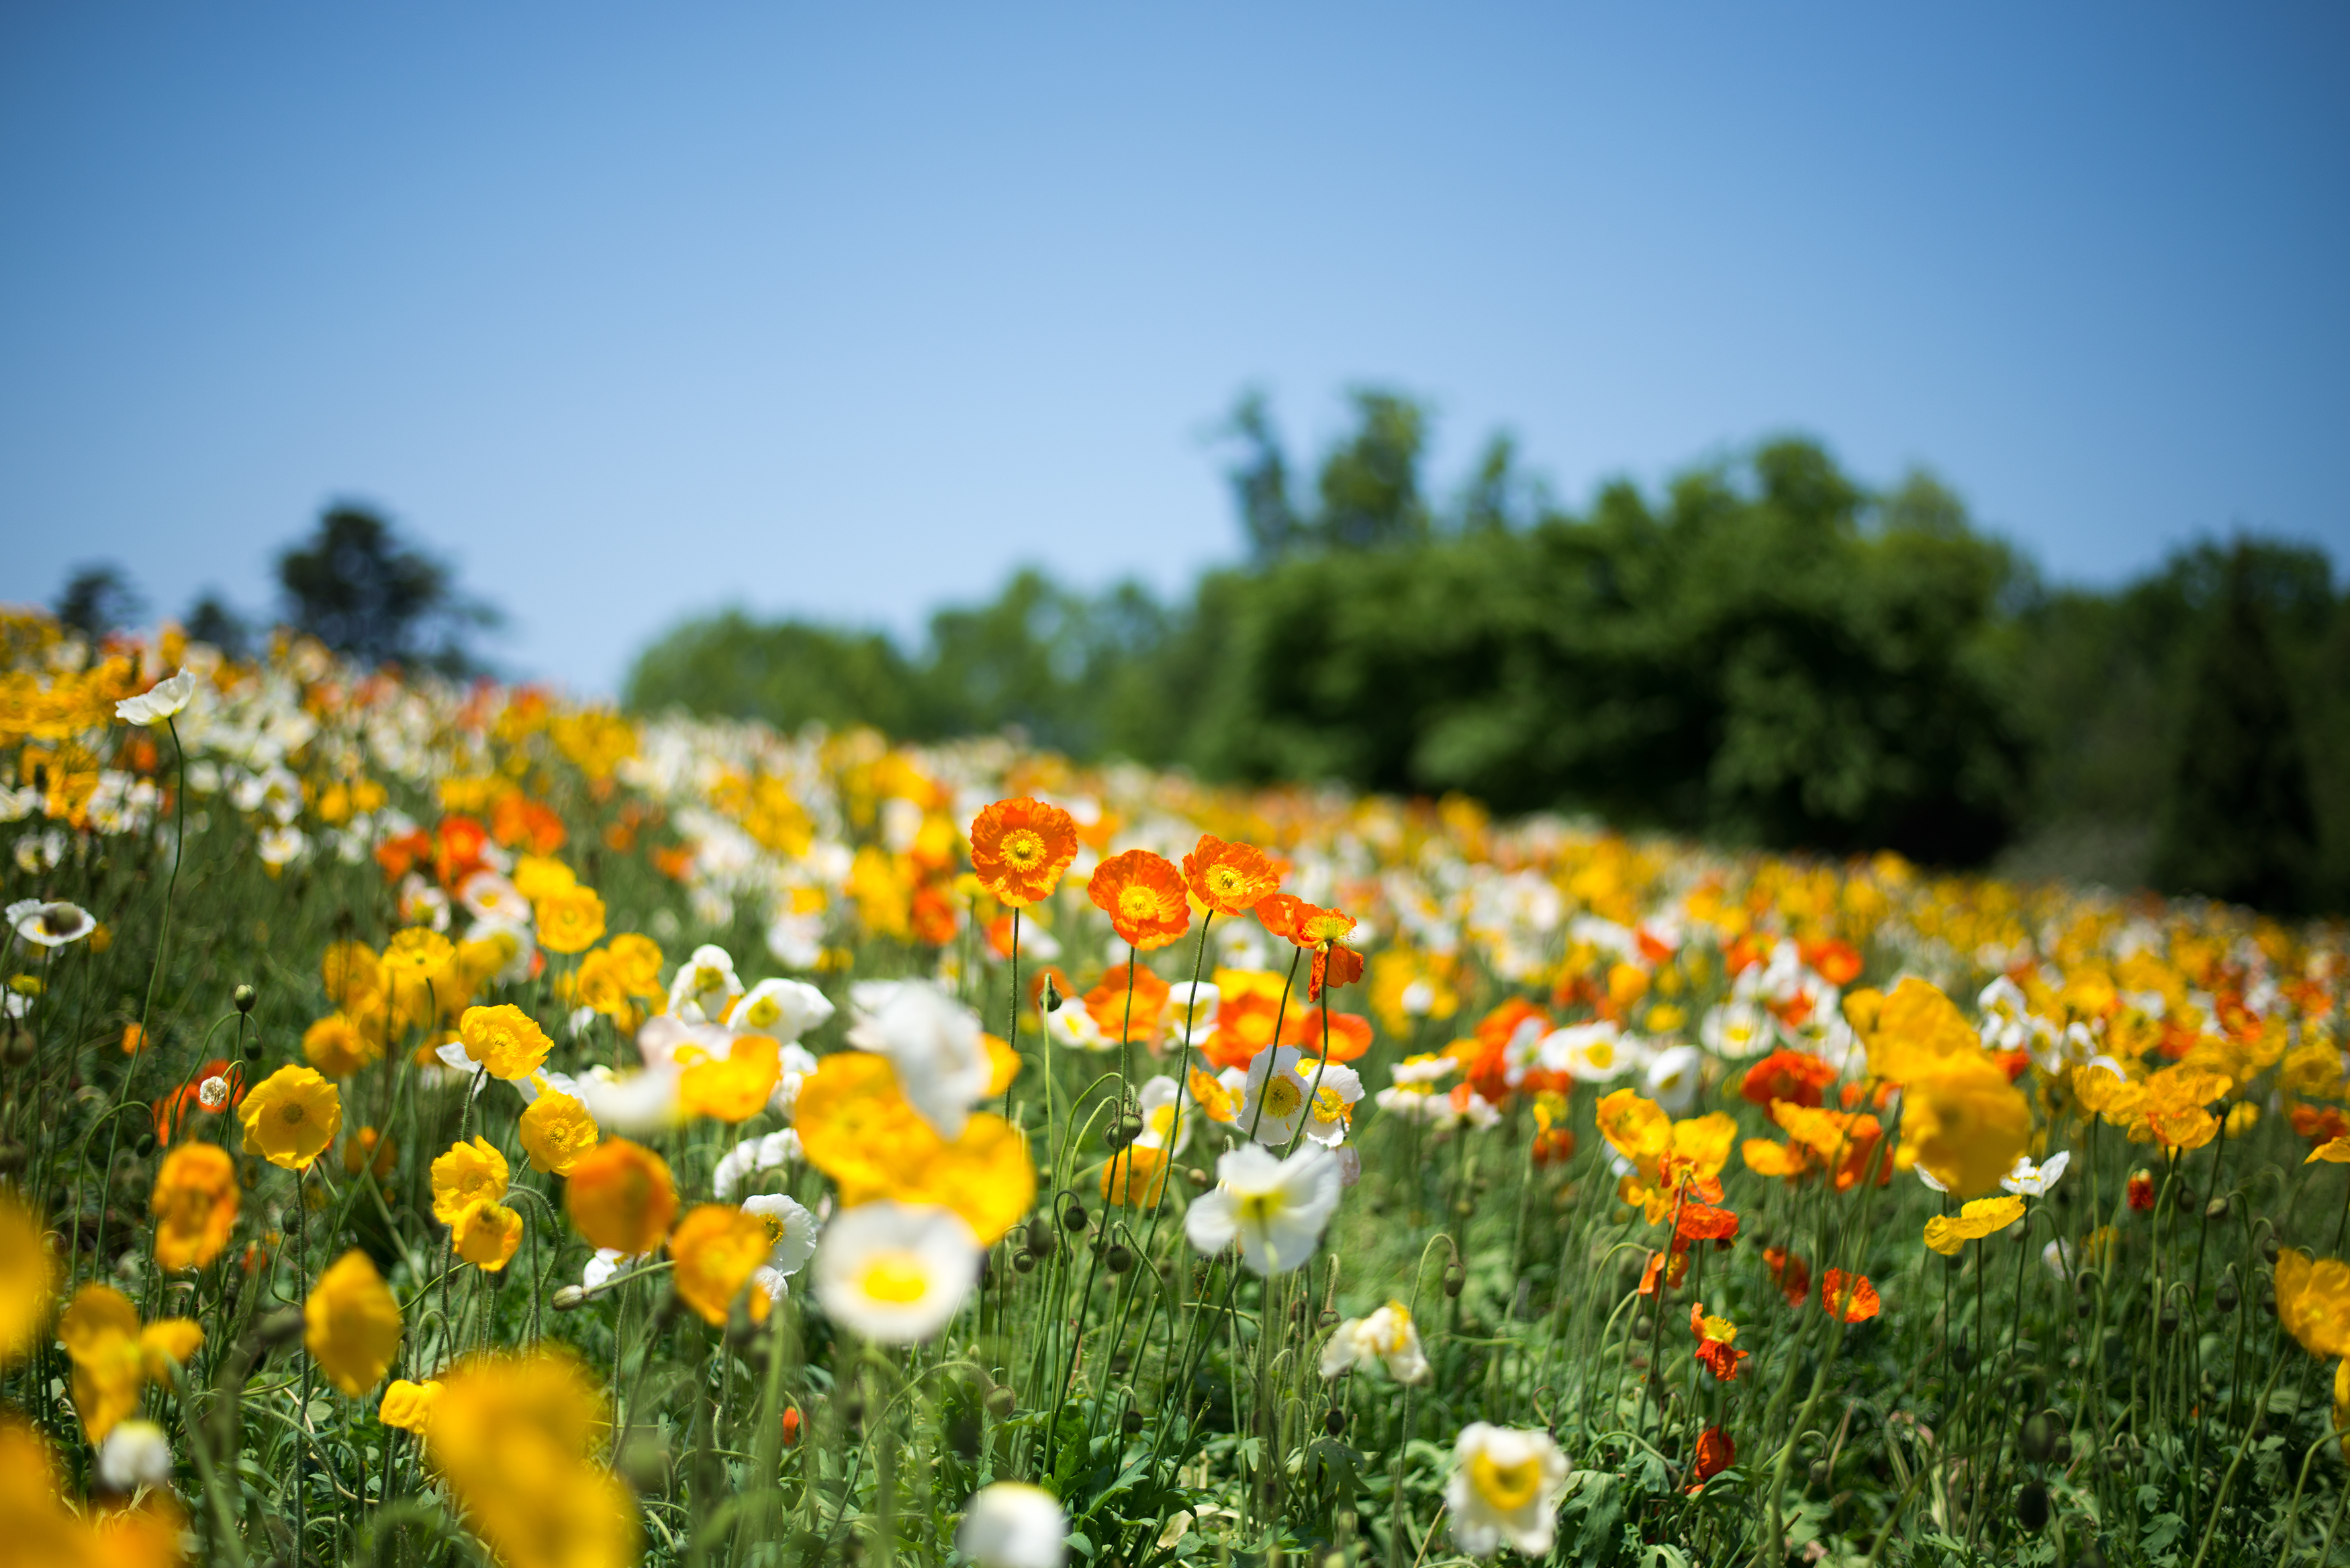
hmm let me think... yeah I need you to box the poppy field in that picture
[3,608,2349,1568]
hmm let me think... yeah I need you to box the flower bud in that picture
[552,1285,586,1312]
[1442,1262,1464,1298]
[1061,1203,1090,1233]
[1104,1244,1133,1275]
[2016,1480,2049,1533]
[234,983,256,1014]
[985,1385,1017,1418]
[1323,1408,1347,1436]
[1121,1409,1144,1435]
[2020,1412,2057,1463]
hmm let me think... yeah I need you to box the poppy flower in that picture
[669,1204,775,1326]
[1739,1050,1837,1110]
[970,797,1080,909]
[1181,834,1280,918]
[1922,1195,2024,1255]
[1822,1269,1879,1322]
[565,1138,679,1257]
[1310,942,1364,1001]
[150,1143,238,1273]
[1762,1246,1810,1308]
[2126,1170,2156,1212]
[1088,850,1190,951]
[1685,1426,1735,1492]
[1255,893,1311,946]
[238,1067,342,1172]
[1280,1008,1372,1063]
[153,1058,242,1142]
[304,1251,403,1396]
[1677,1203,1740,1242]
[1084,965,1171,1044]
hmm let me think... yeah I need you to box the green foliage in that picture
[277,505,499,675]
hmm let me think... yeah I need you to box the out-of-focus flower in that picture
[458,1003,553,1081]
[969,797,1080,909]
[1100,1142,1170,1208]
[669,1204,775,1325]
[845,980,992,1142]
[306,1251,402,1395]
[8,899,95,948]
[714,1129,803,1199]
[2126,1169,2156,1212]
[301,1012,382,1077]
[731,977,834,1042]
[1644,1044,1704,1115]
[423,1350,638,1568]
[453,1199,523,1271]
[1740,1049,1837,1110]
[812,1200,982,1343]
[793,1052,1033,1244]
[379,1377,444,1434]
[1085,964,1170,1045]
[114,669,196,724]
[1319,1300,1429,1383]
[957,1481,1068,1568]
[741,1192,818,1300]
[1822,1269,1879,1323]
[1181,834,1280,918]
[1687,1426,1736,1493]
[1922,1195,2025,1255]
[1088,850,1191,951]
[534,885,606,954]
[0,1190,58,1365]
[150,1141,238,1271]
[2275,1251,2350,1359]
[1184,1142,1340,1276]
[238,1065,341,1171]
[1446,1423,1570,1557]
[57,1283,203,1440]
[95,1418,173,1492]
[519,1089,600,1175]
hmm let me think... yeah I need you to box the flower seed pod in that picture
[1026,1217,1056,1257]
[1041,977,1064,1013]
[2016,1481,2049,1533]
[1104,1244,1133,1275]
[241,1036,265,1062]
[1323,1408,1346,1436]
[2215,1276,2239,1314]
[1121,1409,1144,1435]
[1062,1202,1089,1233]
[234,983,256,1014]
[551,1285,586,1312]
[1442,1261,1464,1298]
[985,1385,1017,1418]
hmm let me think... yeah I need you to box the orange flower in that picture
[2126,1170,2155,1212]
[668,1205,775,1326]
[1280,1008,1372,1063]
[150,1142,238,1271]
[1088,850,1190,951]
[1084,965,1171,1043]
[1676,1203,1740,1242]
[1740,1050,1836,1110]
[1099,1143,1169,1208]
[1762,1246,1810,1308]
[1180,834,1279,918]
[1686,1426,1735,1493]
[1822,1269,1879,1322]
[1254,893,1310,946]
[491,792,567,854]
[1689,1303,1748,1381]
[969,797,1079,909]
[152,1058,242,1142]
[1309,942,1364,1002]
[564,1139,679,1256]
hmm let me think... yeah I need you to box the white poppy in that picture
[1238,1046,1311,1146]
[1133,1075,1191,1157]
[1538,1022,1637,1083]
[1184,1142,1341,1277]
[846,981,992,1140]
[582,1247,649,1292]
[1163,981,1219,1048]
[96,1418,175,1491]
[1298,1061,1364,1147]
[714,1129,804,1199]
[9,899,95,948]
[1400,978,1437,1017]
[256,822,303,867]
[1319,1300,1430,1384]
[2001,1150,2071,1197]
[1390,1052,1457,1086]
[767,1043,820,1118]
[669,944,744,1024]
[741,1192,819,1301]
[1700,1000,1777,1061]
[957,1481,1067,1568]
[114,669,197,726]
[1045,1001,1111,1052]
[1446,1423,1572,1559]
[731,977,835,1044]
[812,1201,982,1344]
[1642,1044,1704,1115]
[457,869,534,927]
[575,1062,683,1133]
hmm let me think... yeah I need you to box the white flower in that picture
[1184,1142,1341,1276]
[197,1075,230,1111]
[575,1062,682,1132]
[714,1129,804,1199]
[114,669,197,726]
[731,977,835,1043]
[1390,1052,1457,1086]
[1538,1022,1635,1083]
[1700,1000,1777,1061]
[765,909,826,971]
[812,1201,982,1344]
[457,869,533,926]
[2001,1150,2071,1197]
[1133,1074,1191,1157]
[9,899,95,948]
[1446,1423,1571,1558]
[845,980,991,1141]
[669,944,744,1024]
[96,1418,175,1491]
[743,1192,819,1300]
[1400,978,1436,1017]
[257,824,307,867]
[957,1481,1067,1568]
[582,1247,649,1292]
[1915,1163,1948,1194]
[1643,1044,1704,1114]
[1164,981,1219,1048]
[768,1043,820,1118]
[1319,1300,1429,1384]
[1298,1061,1364,1146]
[1239,1046,1310,1145]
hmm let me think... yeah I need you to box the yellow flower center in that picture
[759,1214,788,1245]
[857,1251,930,1304]
[1001,830,1045,871]
[743,997,778,1028]
[1238,1191,1282,1224]
[1261,1075,1303,1120]
[280,1103,307,1126]
[1207,866,1246,897]
[1470,1451,1542,1512]
[1312,1087,1350,1124]
[1119,885,1160,922]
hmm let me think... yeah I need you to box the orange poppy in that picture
[491,793,567,854]
[1099,1143,1168,1207]
[433,816,491,888]
[1740,1050,1837,1110]
[1255,893,1310,946]
[1686,1426,1736,1492]
[1676,1204,1740,1242]
[1762,1246,1810,1308]
[1821,1269,1879,1322]
[1309,943,1364,1002]
[1181,834,1280,918]
[153,1059,243,1142]
[1280,1008,1372,1063]
[1088,850,1190,951]
[1205,988,1284,1071]
[1799,938,1864,985]
[1084,965,1171,1043]
[969,797,1080,909]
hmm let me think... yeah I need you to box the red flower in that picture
[1695,1337,1746,1382]
[1532,1126,1578,1168]
[1822,1269,1879,1322]
[1739,1050,1837,1110]
[434,814,490,887]
[2126,1169,2156,1212]
[1676,1204,1740,1242]
[1799,938,1864,986]
[1762,1246,1811,1309]
[1686,1426,1736,1492]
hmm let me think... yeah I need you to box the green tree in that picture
[277,505,498,675]
[54,563,143,641]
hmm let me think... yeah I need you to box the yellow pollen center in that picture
[1119,886,1160,921]
[1239,1191,1281,1224]
[858,1252,930,1304]
[760,1214,787,1244]
[280,1103,306,1126]
[1002,830,1045,871]
[1470,1451,1543,1512]
[1208,867,1243,895]
[1262,1077,1303,1120]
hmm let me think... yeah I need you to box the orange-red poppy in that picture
[1686,1426,1736,1492]
[2126,1170,2155,1211]
[1088,850,1191,951]
[154,1059,243,1142]
[1309,942,1364,1002]
[1205,987,1284,1071]
[1800,938,1864,986]
[1255,893,1310,946]
[1739,1050,1837,1110]
[1533,1126,1577,1167]
[970,797,1080,909]
[1084,965,1171,1043]
[1676,1203,1740,1242]
[1822,1269,1879,1322]
[1280,1008,1372,1063]
[375,828,432,883]
[491,792,567,854]
[1762,1245,1810,1309]
[1181,834,1279,918]
[434,815,491,888]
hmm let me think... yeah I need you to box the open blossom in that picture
[969,797,1080,908]
[1446,1424,1570,1558]
[1320,1300,1429,1383]
[812,1200,982,1344]
[845,980,992,1141]
[1184,1142,1340,1276]
[114,669,197,724]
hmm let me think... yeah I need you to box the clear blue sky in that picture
[4,4,2345,693]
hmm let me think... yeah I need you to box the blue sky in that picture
[3,4,2345,693]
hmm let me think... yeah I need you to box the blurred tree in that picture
[277,505,498,675]
[183,590,251,661]
[1222,391,1305,563]
[54,563,143,641]
[625,611,919,735]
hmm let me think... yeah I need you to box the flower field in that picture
[4,608,2349,1568]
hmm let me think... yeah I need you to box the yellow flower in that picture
[379,1377,443,1434]
[453,1200,523,1272]
[430,1136,510,1224]
[457,1003,553,1081]
[678,1034,782,1122]
[1595,1089,1671,1169]
[512,854,577,903]
[1922,1195,2027,1256]
[150,1141,238,1271]
[321,940,383,1011]
[669,1204,775,1326]
[422,1351,637,1568]
[519,1089,600,1175]
[565,1138,678,1256]
[794,1052,1035,1244]
[2275,1250,2350,1361]
[1845,977,1979,1082]
[1897,1051,2032,1198]
[2307,1136,2350,1165]
[238,1065,342,1171]
[382,927,458,1026]
[534,886,607,954]
[57,1283,202,1441]
[305,1250,403,1395]
[0,1189,58,1365]
[303,1011,382,1077]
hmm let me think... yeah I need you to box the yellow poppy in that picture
[238,1065,342,1171]
[430,1136,510,1224]
[453,1200,524,1272]
[565,1138,677,1256]
[535,886,607,954]
[457,1003,553,1081]
[1922,1194,2026,1255]
[0,1189,58,1365]
[305,1250,403,1396]
[669,1205,773,1326]
[519,1089,599,1175]
[150,1141,238,1271]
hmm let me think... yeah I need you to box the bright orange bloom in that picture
[2126,1170,2155,1212]
[1084,965,1171,1043]
[668,1205,775,1326]
[1181,834,1280,918]
[1676,1203,1740,1242]
[1689,1303,1747,1381]
[1687,1426,1736,1492]
[1280,1008,1373,1063]
[1294,905,1357,948]
[1799,938,1864,985]
[1254,893,1311,946]
[969,797,1080,909]
[1822,1269,1879,1322]
[565,1138,678,1256]
[491,792,567,854]
[1740,1050,1837,1110]
[1532,1126,1577,1167]
[434,815,491,887]
[1088,850,1191,951]
[153,1058,242,1142]
[1309,942,1364,1001]
[1762,1246,1810,1308]
[1100,1143,1169,1207]
[150,1142,238,1271]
